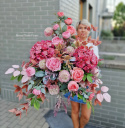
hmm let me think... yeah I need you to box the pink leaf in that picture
[21,75,29,83]
[101,86,109,92]
[12,65,19,68]
[13,70,20,77]
[103,93,111,102]
[5,68,15,74]
[97,93,103,102]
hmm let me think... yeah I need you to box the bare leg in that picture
[70,101,80,128]
[79,104,91,128]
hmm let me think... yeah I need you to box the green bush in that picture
[101,30,114,40]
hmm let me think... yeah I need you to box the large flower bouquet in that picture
[5,12,111,118]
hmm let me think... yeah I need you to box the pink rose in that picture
[68,81,79,91]
[57,12,64,17]
[91,67,99,77]
[44,27,53,36]
[32,89,41,95]
[65,46,75,55]
[58,70,70,82]
[71,67,84,82]
[48,85,59,95]
[53,24,59,30]
[46,57,61,71]
[62,31,70,39]
[52,36,63,46]
[67,25,76,35]
[64,18,72,25]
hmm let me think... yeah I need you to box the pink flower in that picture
[65,46,75,55]
[57,12,64,17]
[32,89,41,95]
[48,85,59,95]
[89,93,95,101]
[62,31,70,39]
[21,67,35,83]
[46,57,61,71]
[58,70,70,82]
[71,67,84,82]
[30,40,54,63]
[67,25,76,35]
[52,36,63,46]
[39,59,46,69]
[53,24,59,30]
[91,67,99,77]
[64,18,72,25]
[68,81,79,92]
[44,27,53,36]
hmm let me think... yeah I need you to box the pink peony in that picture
[52,36,63,46]
[67,25,76,35]
[48,85,59,95]
[44,27,53,36]
[32,89,41,95]
[53,24,59,30]
[64,18,72,25]
[46,57,61,71]
[62,31,71,39]
[21,67,35,83]
[57,12,64,17]
[68,81,79,92]
[71,67,84,82]
[58,70,70,82]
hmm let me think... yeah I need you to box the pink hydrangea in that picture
[64,18,72,25]
[73,46,98,73]
[32,89,41,95]
[53,24,59,30]
[52,36,64,46]
[62,31,70,39]
[58,70,70,82]
[67,25,76,35]
[44,27,53,36]
[46,57,61,71]
[30,40,55,63]
[68,81,79,92]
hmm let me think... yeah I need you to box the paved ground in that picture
[0,97,50,128]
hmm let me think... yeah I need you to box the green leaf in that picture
[28,84,33,91]
[34,86,41,90]
[84,94,89,98]
[31,98,35,106]
[71,35,76,39]
[34,100,40,110]
[83,74,87,81]
[55,30,60,35]
[83,97,87,102]
[27,93,35,98]
[41,88,46,94]
[35,71,45,77]
[60,83,67,90]
[87,101,91,109]
[17,75,22,82]
[78,94,83,100]
[87,75,93,83]
[10,75,17,80]
[37,98,42,102]
[62,25,67,32]
[97,61,103,66]
[90,103,94,114]
[87,73,93,76]
[59,34,62,39]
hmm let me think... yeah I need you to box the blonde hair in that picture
[76,19,91,31]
